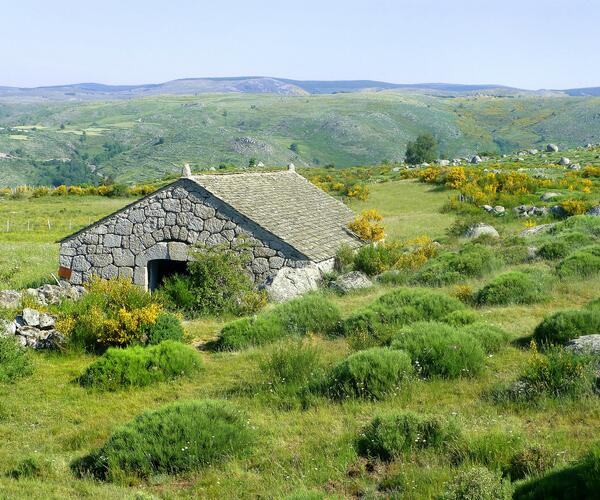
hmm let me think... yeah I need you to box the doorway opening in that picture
[147,259,189,291]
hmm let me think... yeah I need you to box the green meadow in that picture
[0,175,598,498]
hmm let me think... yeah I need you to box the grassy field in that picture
[2,93,600,186]
[0,178,598,498]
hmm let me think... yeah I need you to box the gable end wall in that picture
[58,179,311,288]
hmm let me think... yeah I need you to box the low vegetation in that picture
[0,336,33,382]
[76,341,202,391]
[71,400,253,481]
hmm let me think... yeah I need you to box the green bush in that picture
[549,215,600,239]
[443,309,479,326]
[533,308,600,345]
[8,456,50,480]
[272,294,341,336]
[441,466,512,500]
[356,412,460,460]
[71,399,253,481]
[322,348,413,400]
[507,444,556,480]
[339,288,464,345]
[475,271,548,306]
[556,246,600,279]
[513,444,600,499]
[391,322,486,378]
[334,243,355,272]
[451,431,524,471]
[461,322,511,354]
[77,341,202,391]
[217,294,341,350]
[414,244,499,286]
[492,347,597,403]
[260,339,323,389]
[0,335,33,383]
[146,312,185,345]
[353,243,404,276]
[158,245,267,317]
[537,240,570,260]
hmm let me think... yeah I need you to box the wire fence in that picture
[0,219,92,234]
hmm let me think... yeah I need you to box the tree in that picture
[404,133,437,165]
[289,143,299,153]
[248,157,257,168]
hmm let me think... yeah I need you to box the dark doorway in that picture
[147,259,189,291]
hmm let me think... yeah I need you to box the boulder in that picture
[470,155,482,164]
[266,265,321,302]
[528,149,539,155]
[565,335,600,356]
[540,192,561,202]
[463,223,499,239]
[519,223,556,238]
[38,313,55,329]
[546,144,559,152]
[587,205,600,216]
[0,290,21,309]
[331,271,373,294]
[493,206,505,215]
[550,205,568,218]
[569,163,581,171]
[22,308,40,327]
[0,319,17,336]
[558,157,570,166]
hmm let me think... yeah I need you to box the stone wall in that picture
[59,179,310,289]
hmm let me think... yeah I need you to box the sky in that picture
[2,0,599,89]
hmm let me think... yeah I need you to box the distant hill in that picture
[1,91,600,187]
[0,76,579,101]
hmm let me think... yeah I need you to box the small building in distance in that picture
[58,166,362,300]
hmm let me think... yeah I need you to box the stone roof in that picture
[189,170,362,261]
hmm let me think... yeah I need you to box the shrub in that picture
[0,335,33,383]
[444,309,479,326]
[556,246,600,279]
[451,431,524,471]
[334,244,355,272]
[356,412,460,460]
[492,344,597,403]
[217,315,282,350]
[475,271,547,306]
[353,243,402,276]
[339,288,464,346]
[461,322,511,354]
[77,341,202,391]
[159,245,267,317]
[533,308,600,345]
[391,322,486,378]
[71,399,253,480]
[537,241,570,260]
[157,274,196,312]
[217,294,341,350]
[60,277,162,350]
[146,312,185,345]
[322,348,413,400]
[8,456,50,479]
[272,294,341,337]
[348,209,385,242]
[441,466,512,500]
[260,339,323,389]
[507,444,556,480]
[550,215,600,239]
[513,444,600,499]
[414,244,499,287]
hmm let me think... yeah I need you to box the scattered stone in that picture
[463,223,499,239]
[330,271,373,294]
[22,308,40,327]
[519,223,556,237]
[528,149,539,155]
[546,144,559,152]
[470,155,482,164]
[569,163,581,171]
[587,205,600,216]
[540,192,561,201]
[550,205,568,218]
[493,205,505,215]
[565,335,600,356]
[558,157,570,166]
[0,290,21,309]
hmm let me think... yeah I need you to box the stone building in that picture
[58,167,362,299]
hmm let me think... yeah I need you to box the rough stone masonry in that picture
[58,167,362,300]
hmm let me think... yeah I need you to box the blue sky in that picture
[2,0,599,89]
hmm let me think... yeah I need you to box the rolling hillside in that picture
[1,92,600,186]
